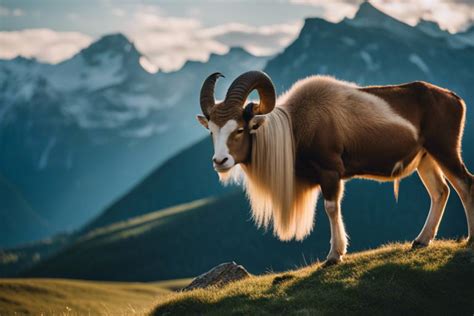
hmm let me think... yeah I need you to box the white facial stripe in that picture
[209,120,238,158]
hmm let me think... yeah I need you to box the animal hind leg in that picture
[430,149,474,244]
[413,154,450,248]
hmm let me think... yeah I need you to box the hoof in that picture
[467,237,474,247]
[411,240,429,249]
[323,257,342,267]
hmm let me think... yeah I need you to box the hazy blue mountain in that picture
[0,34,268,247]
[83,137,232,230]
[416,19,474,48]
[0,173,50,247]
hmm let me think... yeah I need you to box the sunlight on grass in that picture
[150,240,474,315]
[80,198,215,244]
[0,278,174,315]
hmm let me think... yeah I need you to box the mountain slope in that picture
[23,179,467,281]
[84,137,230,231]
[152,241,474,315]
[0,173,49,247]
[0,33,268,246]
[0,234,70,277]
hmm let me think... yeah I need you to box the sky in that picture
[1,0,474,72]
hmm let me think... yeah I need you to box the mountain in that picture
[0,233,70,277]
[347,1,419,39]
[0,126,225,278]
[451,25,474,48]
[0,173,49,247]
[83,137,231,231]
[0,33,268,247]
[151,241,474,315]
[416,19,448,38]
[416,19,474,48]
[350,2,474,50]
[21,185,467,281]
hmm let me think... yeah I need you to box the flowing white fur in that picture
[220,107,320,241]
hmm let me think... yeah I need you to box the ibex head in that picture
[197,71,276,173]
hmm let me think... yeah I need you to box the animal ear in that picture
[243,102,256,121]
[249,115,266,134]
[196,115,209,129]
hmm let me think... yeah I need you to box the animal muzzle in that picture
[212,154,235,172]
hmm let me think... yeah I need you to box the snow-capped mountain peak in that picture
[45,33,145,93]
[346,1,419,39]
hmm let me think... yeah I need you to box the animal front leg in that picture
[320,175,347,265]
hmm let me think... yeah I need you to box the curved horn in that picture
[200,72,224,118]
[224,71,276,114]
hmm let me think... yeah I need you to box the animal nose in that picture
[213,157,229,165]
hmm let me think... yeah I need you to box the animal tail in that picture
[394,178,400,202]
[391,160,404,202]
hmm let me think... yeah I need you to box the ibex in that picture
[196,71,473,264]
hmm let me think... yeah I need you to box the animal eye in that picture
[236,128,244,134]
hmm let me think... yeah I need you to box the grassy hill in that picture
[0,278,190,315]
[151,240,474,315]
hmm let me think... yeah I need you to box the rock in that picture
[182,262,250,291]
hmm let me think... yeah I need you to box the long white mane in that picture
[220,107,320,241]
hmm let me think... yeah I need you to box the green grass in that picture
[0,278,191,316]
[151,240,474,315]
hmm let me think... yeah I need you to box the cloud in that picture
[0,5,24,16]
[289,0,474,32]
[0,29,92,63]
[3,2,471,71]
[111,8,126,17]
[374,0,474,32]
[200,22,302,56]
[126,5,302,72]
[290,0,358,22]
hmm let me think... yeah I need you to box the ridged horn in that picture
[224,71,276,114]
[200,72,224,118]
